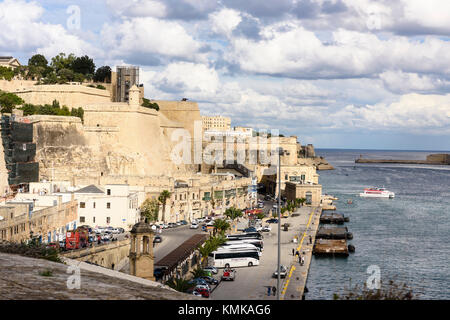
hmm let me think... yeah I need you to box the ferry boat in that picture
[359,187,395,198]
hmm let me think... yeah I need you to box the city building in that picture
[0,56,21,70]
[114,66,140,103]
[0,193,77,243]
[73,184,140,230]
[202,115,231,131]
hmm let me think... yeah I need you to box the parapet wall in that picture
[14,84,111,108]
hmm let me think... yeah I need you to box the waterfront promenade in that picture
[281,206,322,300]
[211,205,322,300]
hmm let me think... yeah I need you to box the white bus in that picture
[225,238,264,250]
[218,243,262,256]
[208,248,260,268]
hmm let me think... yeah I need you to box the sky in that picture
[0,0,449,150]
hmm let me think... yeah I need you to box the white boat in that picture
[359,187,395,198]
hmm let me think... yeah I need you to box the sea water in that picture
[305,149,450,300]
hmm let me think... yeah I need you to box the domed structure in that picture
[129,218,155,280]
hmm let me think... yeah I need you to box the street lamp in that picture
[276,147,283,300]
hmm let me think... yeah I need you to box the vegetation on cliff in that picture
[0,89,24,113]
[142,98,160,111]
[0,240,61,263]
[20,99,84,122]
[8,52,112,85]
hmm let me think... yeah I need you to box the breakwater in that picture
[355,153,450,165]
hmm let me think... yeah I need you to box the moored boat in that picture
[359,187,395,198]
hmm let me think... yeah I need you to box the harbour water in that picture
[306,149,450,300]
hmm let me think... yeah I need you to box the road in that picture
[210,206,313,300]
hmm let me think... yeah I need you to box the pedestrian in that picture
[267,286,271,296]
[298,254,302,264]
[272,286,276,296]
[292,248,295,256]
[301,256,305,266]
[309,235,312,244]
[295,250,299,257]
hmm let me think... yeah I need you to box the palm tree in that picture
[197,235,227,267]
[297,197,306,207]
[213,219,231,235]
[165,277,193,293]
[158,190,171,223]
[224,207,243,233]
[190,267,208,279]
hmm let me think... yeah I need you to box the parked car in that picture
[272,265,288,278]
[46,242,60,250]
[101,233,112,241]
[111,228,121,234]
[153,235,163,243]
[200,276,219,285]
[243,227,257,233]
[262,225,271,232]
[176,221,182,226]
[180,220,188,225]
[117,228,125,233]
[189,285,210,298]
[196,218,205,223]
[266,218,279,224]
[167,223,176,228]
[221,268,236,281]
[190,223,199,229]
[203,266,218,274]
[188,278,211,290]
[205,220,214,226]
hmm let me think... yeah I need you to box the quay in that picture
[281,206,322,300]
[355,153,450,165]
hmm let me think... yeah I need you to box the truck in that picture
[65,227,90,250]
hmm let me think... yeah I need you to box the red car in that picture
[194,287,210,298]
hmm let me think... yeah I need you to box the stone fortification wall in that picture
[0,79,37,92]
[18,99,200,185]
[14,84,111,108]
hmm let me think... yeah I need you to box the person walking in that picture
[301,256,305,266]
[309,235,312,244]
[267,286,271,296]
[292,248,295,256]
[298,254,302,264]
[272,286,276,296]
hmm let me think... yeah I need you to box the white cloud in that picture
[209,8,242,38]
[100,17,205,63]
[105,0,167,18]
[0,0,97,57]
[224,23,450,79]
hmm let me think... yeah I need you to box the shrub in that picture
[0,241,62,263]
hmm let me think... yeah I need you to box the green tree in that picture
[158,190,171,223]
[0,66,15,80]
[140,198,160,223]
[0,90,24,113]
[50,53,76,73]
[57,68,75,83]
[165,277,193,293]
[28,54,48,68]
[141,98,160,111]
[224,207,243,221]
[72,55,95,76]
[190,267,208,279]
[197,235,227,267]
[213,218,231,235]
[94,66,112,83]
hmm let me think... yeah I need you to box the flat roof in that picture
[155,234,208,272]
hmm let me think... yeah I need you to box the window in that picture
[107,217,111,224]
[80,202,85,208]
[93,202,96,209]
[107,202,111,209]
[107,189,111,195]
[93,217,96,223]
[80,217,85,223]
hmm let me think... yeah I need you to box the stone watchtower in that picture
[129,218,155,280]
[128,84,140,106]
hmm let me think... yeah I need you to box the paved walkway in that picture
[281,207,322,300]
[210,206,320,300]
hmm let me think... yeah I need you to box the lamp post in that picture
[277,147,283,300]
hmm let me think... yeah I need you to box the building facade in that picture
[202,115,231,131]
